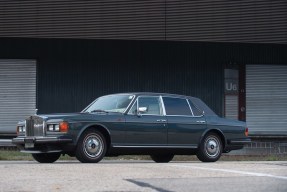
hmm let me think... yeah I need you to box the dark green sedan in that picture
[13,93,251,163]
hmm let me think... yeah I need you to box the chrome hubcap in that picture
[205,136,220,157]
[83,134,103,158]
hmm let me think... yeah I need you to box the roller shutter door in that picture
[0,60,36,135]
[225,95,238,120]
[246,65,287,135]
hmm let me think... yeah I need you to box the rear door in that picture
[162,97,206,146]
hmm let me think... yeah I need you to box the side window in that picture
[188,99,203,116]
[138,96,162,115]
[163,97,192,116]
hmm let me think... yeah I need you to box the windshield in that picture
[83,94,135,113]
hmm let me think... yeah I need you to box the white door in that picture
[0,59,36,135]
[246,65,287,135]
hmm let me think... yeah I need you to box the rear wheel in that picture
[150,154,174,163]
[76,129,107,163]
[196,133,222,162]
[32,153,61,163]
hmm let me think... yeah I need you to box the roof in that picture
[104,92,217,116]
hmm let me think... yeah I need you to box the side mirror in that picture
[137,107,147,116]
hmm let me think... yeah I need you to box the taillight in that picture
[245,127,249,137]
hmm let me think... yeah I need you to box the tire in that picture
[150,154,174,163]
[76,129,107,163]
[32,153,61,163]
[196,133,222,162]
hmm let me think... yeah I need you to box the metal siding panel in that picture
[246,65,287,135]
[33,40,223,116]
[166,0,287,44]
[0,0,165,40]
[0,59,36,134]
[0,0,286,44]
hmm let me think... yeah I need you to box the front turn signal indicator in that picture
[245,127,249,137]
[59,122,69,132]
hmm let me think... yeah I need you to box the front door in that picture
[124,96,167,146]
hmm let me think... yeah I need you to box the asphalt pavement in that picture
[0,160,286,192]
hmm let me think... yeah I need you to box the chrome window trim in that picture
[162,96,194,116]
[186,99,194,116]
[128,95,164,116]
[187,98,204,117]
[123,95,136,114]
[82,94,135,114]
[127,99,137,115]
[159,96,167,116]
[165,114,194,117]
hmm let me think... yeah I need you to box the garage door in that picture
[246,65,287,136]
[225,95,238,120]
[0,59,36,136]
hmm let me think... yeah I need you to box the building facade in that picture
[0,0,287,152]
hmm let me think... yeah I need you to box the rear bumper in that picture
[228,138,252,145]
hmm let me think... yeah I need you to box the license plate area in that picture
[24,138,35,148]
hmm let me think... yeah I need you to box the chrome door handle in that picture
[157,119,167,122]
[196,120,206,123]
[161,119,167,122]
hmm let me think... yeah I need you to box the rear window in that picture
[162,97,192,116]
[188,99,202,116]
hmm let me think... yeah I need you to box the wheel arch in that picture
[76,123,111,150]
[199,129,226,150]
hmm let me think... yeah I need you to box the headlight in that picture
[48,124,54,131]
[55,124,60,131]
[17,126,25,134]
[47,122,68,133]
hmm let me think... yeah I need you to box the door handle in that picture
[196,120,206,123]
[157,119,167,122]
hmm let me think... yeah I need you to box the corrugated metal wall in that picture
[0,0,165,40]
[246,65,287,135]
[35,39,224,115]
[0,59,36,135]
[166,0,287,44]
[0,0,286,44]
[1,38,286,116]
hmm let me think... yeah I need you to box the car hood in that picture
[37,112,123,122]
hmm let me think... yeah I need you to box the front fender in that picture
[70,122,111,145]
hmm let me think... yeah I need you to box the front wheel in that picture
[196,133,222,162]
[76,130,107,163]
[32,153,61,163]
[150,154,174,163]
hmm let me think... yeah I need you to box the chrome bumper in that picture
[228,138,252,145]
[12,136,73,145]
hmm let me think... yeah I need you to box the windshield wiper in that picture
[90,109,109,113]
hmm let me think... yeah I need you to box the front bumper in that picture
[12,136,73,153]
[12,136,73,145]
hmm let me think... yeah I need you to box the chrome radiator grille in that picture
[25,116,44,136]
